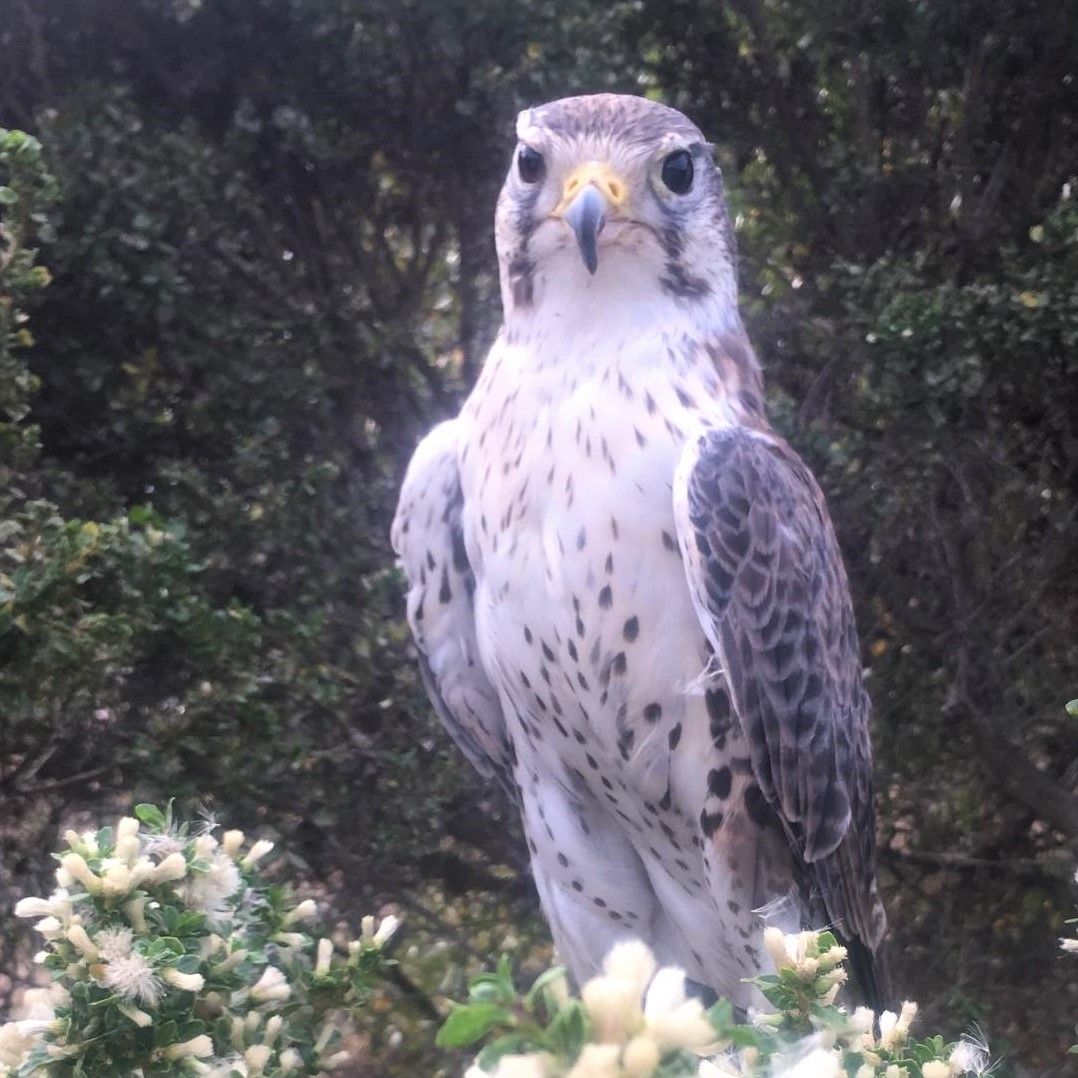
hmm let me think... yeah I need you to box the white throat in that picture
[502,251,742,373]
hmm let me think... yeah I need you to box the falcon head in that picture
[495,94,737,316]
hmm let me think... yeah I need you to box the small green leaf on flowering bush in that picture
[476,1033,540,1069]
[542,1000,587,1058]
[468,957,516,1006]
[436,1003,515,1048]
[134,803,166,828]
[525,965,568,1012]
[0,185,17,204]
[1066,698,1078,718]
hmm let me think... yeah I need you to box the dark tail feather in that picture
[843,934,893,1013]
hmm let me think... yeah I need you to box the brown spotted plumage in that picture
[392,93,888,1010]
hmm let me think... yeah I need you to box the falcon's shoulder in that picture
[392,421,513,793]
[672,425,888,992]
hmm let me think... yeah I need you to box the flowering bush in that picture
[1062,864,1078,1055]
[1,805,397,1075]
[442,931,990,1078]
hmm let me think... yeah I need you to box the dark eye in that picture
[517,146,545,184]
[660,149,694,195]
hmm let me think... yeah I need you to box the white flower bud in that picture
[117,816,141,840]
[151,852,188,884]
[163,1034,213,1060]
[763,925,789,970]
[65,924,99,960]
[221,830,245,857]
[784,1049,841,1078]
[274,932,306,948]
[896,1000,918,1037]
[372,914,401,946]
[55,866,74,887]
[15,896,59,919]
[124,895,149,934]
[817,944,848,971]
[211,948,248,975]
[194,834,218,860]
[264,1014,283,1046]
[163,969,205,992]
[245,1044,272,1075]
[921,1063,950,1078]
[279,1048,303,1072]
[622,1035,661,1077]
[242,839,274,867]
[1060,937,1078,952]
[603,940,656,997]
[35,916,63,940]
[284,899,318,925]
[60,853,102,895]
[581,975,637,1043]
[315,937,334,977]
[114,835,141,866]
[566,1044,619,1078]
[101,861,135,898]
[250,965,291,1004]
[118,1003,153,1028]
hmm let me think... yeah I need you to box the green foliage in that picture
[2,805,394,1076]
[0,127,56,482]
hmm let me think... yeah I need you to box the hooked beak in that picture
[552,162,630,275]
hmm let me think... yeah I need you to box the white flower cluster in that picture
[762,927,849,1005]
[466,940,719,1078]
[0,812,398,1076]
[463,930,991,1078]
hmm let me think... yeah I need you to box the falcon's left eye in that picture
[660,150,694,195]
[517,146,545,184]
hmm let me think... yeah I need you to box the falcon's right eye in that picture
[517,146,545,184]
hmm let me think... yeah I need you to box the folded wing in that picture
[391,421,513,794]
[674,426,888,1002]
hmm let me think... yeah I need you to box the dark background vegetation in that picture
[1,0,1076,1072]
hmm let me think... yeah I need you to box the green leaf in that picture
[1065,699,1078,719]
[435,1003,515,1049]
[542,1000,587,1058]
[0,185,18,204]
[133,803,166,829]
[525,965,568,1013]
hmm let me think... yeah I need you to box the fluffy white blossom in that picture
[103,952,163,1006]
[95,925,134,962]
[182,851,242,922]
[949,1030,990,1075]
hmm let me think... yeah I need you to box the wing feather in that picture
[675,426,888,997]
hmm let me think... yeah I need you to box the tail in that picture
[842,934,893,1013]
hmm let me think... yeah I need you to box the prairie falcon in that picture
[391,94,888,1009]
